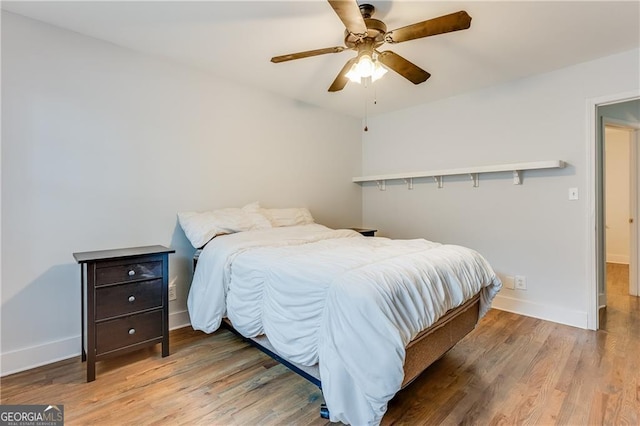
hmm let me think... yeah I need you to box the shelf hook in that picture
[513,170,522,185]
[434,176,443,189]
[404,178,414,190]
[376,180,386,191]
[469,173,479,187]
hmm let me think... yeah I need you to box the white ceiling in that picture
[3,1,640,118]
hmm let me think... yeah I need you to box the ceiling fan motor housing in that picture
[344,18,387,49]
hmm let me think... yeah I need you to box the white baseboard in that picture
[491,294,588,329]
[169,309,191,331]
[1,335,79,378]
[1,310,192,377]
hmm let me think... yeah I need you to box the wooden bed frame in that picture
[402,292,480,387]
[221,292,481,418]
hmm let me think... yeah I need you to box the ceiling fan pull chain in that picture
[363,89,368,132]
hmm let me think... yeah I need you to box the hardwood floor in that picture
[600,263,640,337]
[2,276,638,425]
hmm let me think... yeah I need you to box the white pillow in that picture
[209,205,272,234]
[178,202,271,248]
[261,207,315,227]
[177,211,221,249]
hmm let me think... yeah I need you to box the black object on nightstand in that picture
[349,227,377,237]
[73,245,175,382]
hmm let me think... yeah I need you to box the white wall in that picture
[1,12,362,375]
[362,48,640,328]
[605,127,631,264]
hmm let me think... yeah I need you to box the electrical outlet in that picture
[503,276,515,290]
[515,275,527,290]
[168,285,177,301]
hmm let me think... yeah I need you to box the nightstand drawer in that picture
[96,310,163,355]
[95,279,163,320]
[95,261,162,286]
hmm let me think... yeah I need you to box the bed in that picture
[186,223,501,425]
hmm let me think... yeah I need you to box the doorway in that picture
[590,96,640,330]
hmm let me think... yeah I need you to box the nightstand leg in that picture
[80,263,87,362]
[161,306,169,357]
[86,263,96,381]
[162,253,170,358]
[87,356,95,382]
[162,338,169,357]
[81,264,86,362]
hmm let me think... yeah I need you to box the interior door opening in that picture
[594,98,640,330]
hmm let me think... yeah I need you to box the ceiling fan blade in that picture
[328,57,357,92]
[377,51,431,84]
[271,46,345,63]
[327,0,367,36]
[386,11,471,44]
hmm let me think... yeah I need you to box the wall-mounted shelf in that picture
[353,160,566,190]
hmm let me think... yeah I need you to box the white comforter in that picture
[188,224,501,425]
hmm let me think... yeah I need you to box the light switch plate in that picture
[568,187,579,200]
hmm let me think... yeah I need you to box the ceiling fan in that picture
[270,1,472,92]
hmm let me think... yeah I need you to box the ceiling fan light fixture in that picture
[345,53,387,84]
[345,63,361,83]
[355,54,375,77]
[371,61,388,82]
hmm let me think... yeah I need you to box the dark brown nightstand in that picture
[73,245,175,382]
[349,228,377,237]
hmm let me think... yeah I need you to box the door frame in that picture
[629,126,639,297]
[587,91,640,330]
[634,128,640,297]
[630,127,640,297]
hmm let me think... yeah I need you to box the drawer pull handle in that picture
[128,328,136,335]
[128,295,135,303]
[128,270,135,276]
